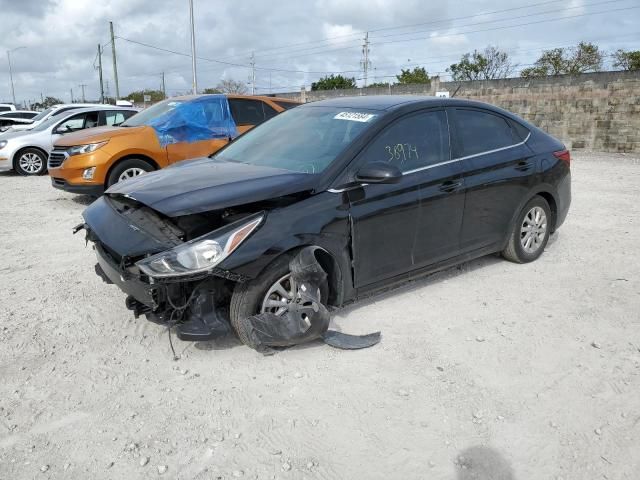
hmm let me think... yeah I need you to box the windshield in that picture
[31,107,55,122]
[121,99,185,127]
[216,106,378,173]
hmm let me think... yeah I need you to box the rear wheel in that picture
[502,196,551,263]
[14,148,47,176]
[229,251,328,344]
[106,158,154,188]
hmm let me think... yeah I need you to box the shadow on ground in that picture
[455,446,515,480]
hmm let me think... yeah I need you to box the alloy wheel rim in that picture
[520,206,547,253]
[19,152,43,174]
[118,167,146,182]
[261,273,296,316]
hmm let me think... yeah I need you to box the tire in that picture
[502,195,551,263]
[14,148,47,176]
[229,251,329,344]
[106,158,154,188]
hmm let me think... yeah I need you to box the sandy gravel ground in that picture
[0,152,639,480]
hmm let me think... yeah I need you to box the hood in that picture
[0,130,32,141]
[55,125,148,146]
[106,157,318,217]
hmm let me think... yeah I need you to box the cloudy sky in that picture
[0,0,638,105]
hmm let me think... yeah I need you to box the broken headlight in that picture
[136,214,263,278]
[68,141,108,156]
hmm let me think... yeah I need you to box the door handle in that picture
[515,161,533,171]
[439,181,462,193]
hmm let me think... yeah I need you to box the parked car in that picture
[0,106,138,175]
[2,103,105,133]
[0,103,16,113]
[0,110,38,131]
[79,96,571,343]
[48,94,300,196]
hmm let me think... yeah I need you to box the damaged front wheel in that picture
[229,250,328,345]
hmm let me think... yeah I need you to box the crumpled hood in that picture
[54,125,148,146]
[106,157,318,217]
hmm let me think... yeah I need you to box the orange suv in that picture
[48,94,299,195]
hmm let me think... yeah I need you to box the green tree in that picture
[366,81,393,88]
[447,46,513,81]
[396,67,430,85]
[203,87,222,94]
[31,96,63,110]
[521,42,603,78]
[311,74,356,90]
[125,89,166,103]
[612,49,640,71]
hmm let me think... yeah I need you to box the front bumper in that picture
[94,243,158,309]
[0,157,11,172]
[48,149,111,195]
[51,177,104,196]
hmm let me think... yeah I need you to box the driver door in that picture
[346,109,462,288]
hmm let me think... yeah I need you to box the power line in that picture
[217,0,573,61]
[236,0,627,62]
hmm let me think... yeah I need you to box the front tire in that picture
[14,148,47,176]
[106,158,154,188]
[502,196,551,263]
[229,251,328,344]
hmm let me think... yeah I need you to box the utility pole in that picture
[70,88,74,103]
[97,44,105,103]
[109,21,120,100]
[161,72,166,99]
[7,47,25,105]
[249,52,256,95]
[188,0,198,94]
[105,79,110,100]
[79,84,87,102]
[40,92,44,103]
[360,32,371,88]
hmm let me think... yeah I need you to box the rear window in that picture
[455,109,523,157]
[273,101,299,110]
[228,99,267,125]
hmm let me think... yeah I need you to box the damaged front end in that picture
[80,193,263,341]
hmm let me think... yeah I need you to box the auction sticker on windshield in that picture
[334,112,377,122]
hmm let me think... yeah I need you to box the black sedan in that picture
[80,96,571,342]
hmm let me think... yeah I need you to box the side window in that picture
[56,113,86,132]
[228,99,266,126]
[103,111,126,126]
[360,110,450,173]
[263,102,278,120]
[122,110,137,120]
[84,111,99,128]
[455,109,521,157]
[0,107,10,112]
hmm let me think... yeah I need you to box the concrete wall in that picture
[274,71,640,153]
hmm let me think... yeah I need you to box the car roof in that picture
[163,94,300,103]
[300,95,512,112]
[54,106,139,116]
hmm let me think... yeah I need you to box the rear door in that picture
[449,107,534,252]
[347,109,463,287]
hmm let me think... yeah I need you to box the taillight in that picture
[553,149,571,166]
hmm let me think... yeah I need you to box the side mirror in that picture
[355,162,402,184]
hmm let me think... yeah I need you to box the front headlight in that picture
[68,141,108,156]
[0,140,7,149]
[136,214,264,278]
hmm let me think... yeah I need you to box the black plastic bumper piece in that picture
[94,245,157,309]
[51,177,104,196]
